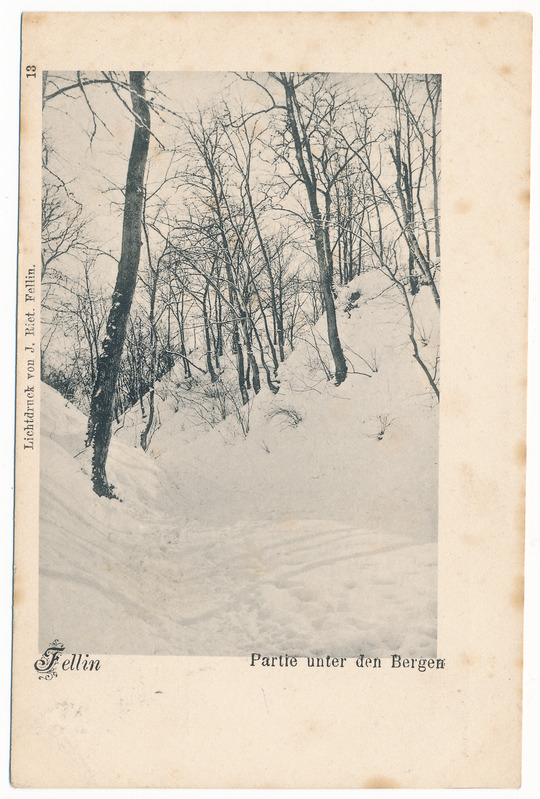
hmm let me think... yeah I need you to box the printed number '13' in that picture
[26,65,37,78]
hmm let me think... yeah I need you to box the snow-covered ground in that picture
[40,273,439,657]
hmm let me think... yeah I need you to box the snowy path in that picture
[40,407,436,657]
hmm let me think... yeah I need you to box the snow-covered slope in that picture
[40,272,438,657]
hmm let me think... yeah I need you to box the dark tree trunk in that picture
[348,200,354,282]
[281,74,347,385]
[86,72,151,497]
[336,187,343,285]
[202,286,218,382]
[387,88,440,308]
[245,351,251,391]
[252,323,279,394]
[232,322,249,404]
[178,290,191,378]
[427,75,441,260]
[357,207,365,276]
[203,153,252,405]
[243,176,282,369]
[214,285,223,358]
[140,225,161,452]
[249,264,280,375]
[245,326,261,395]
[277,267,285,361]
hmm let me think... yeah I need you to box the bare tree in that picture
[265,72,348,384]
[375,74,441,306]
[41,144,88,280]
[86,72,151,496]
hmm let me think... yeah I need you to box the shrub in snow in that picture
[266,406,303,430]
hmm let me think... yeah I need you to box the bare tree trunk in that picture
[252,323,279,394]
[423,75,441,261]
[233,321,249,404]
[277,262,285,360]
[243,315,261,395]
[140,226,161,452]
[397,280,439,399]
[86,72,150,497]
[242,171,282,369]
[215,286,223,359]
[280,74,347,385]
[202,282,218,382]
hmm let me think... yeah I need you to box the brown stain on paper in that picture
[515,439,527,467]
[474,14,490,29]
[461,533,480,549]
[363,776,401,789]
[454,199,471,215]
[518,188,530,206]
[510,575,524,611]
[13,584,24,607]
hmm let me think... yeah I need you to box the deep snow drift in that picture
[40,273,438,657]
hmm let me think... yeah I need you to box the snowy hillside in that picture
[40,272,438,657]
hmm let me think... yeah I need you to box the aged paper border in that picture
[11,11,531,788]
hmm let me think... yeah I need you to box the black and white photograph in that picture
[39,69,440,657]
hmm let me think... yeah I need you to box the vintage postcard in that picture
[12,12,531,788]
